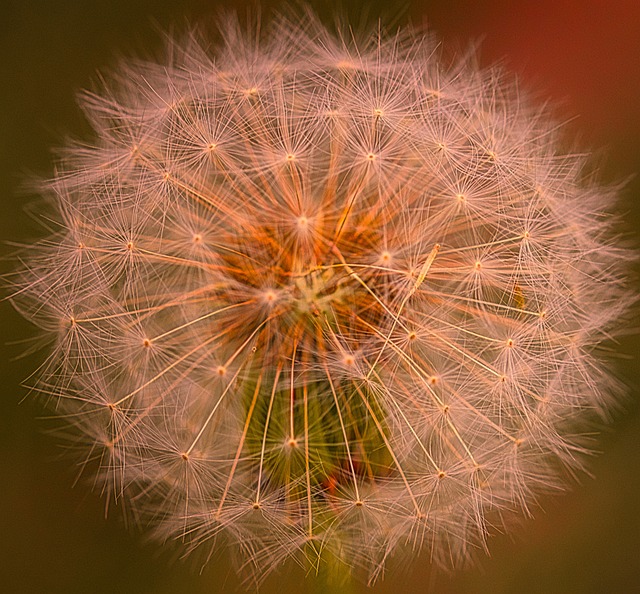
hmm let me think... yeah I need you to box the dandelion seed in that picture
[6,6,635,588]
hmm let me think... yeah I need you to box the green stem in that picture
[312,549,358,594]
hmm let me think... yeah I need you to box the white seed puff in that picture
[8,8,634,584]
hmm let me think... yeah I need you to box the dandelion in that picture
[7,7,634,587]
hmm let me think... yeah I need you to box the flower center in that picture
[292,267,347,316]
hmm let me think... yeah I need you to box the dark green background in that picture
[1,1,639,593]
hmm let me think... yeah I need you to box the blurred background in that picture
[1,1,638,592]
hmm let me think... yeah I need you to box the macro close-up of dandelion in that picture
[3,2,639,593]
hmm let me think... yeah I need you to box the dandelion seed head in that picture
[7,6,635,586]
